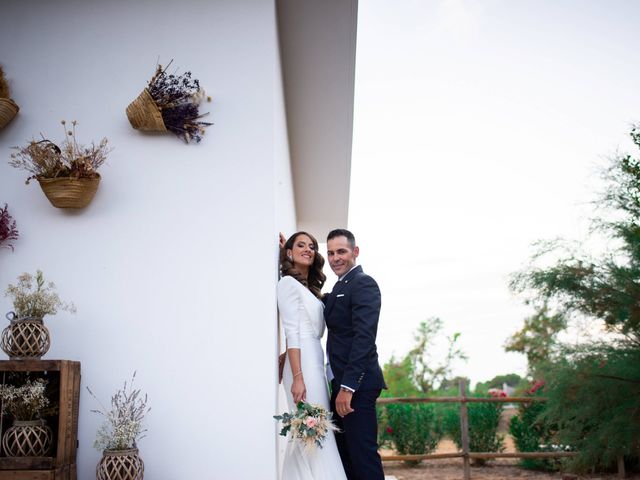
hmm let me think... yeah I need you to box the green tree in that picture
[475,373,526,393]
[505,303,566,375]
[511,126,640,345]
[382,354,420,398]
[408,317,467,394]
[511,125,640,472]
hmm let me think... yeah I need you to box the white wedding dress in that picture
[278,276,347,480]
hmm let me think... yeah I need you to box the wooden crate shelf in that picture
[0,360,80,480]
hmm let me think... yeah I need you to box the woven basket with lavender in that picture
[126,61,211,143]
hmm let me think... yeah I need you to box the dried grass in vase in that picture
[127,60,212,143]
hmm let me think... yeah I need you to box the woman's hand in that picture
[279,232,286,249]
[291,377,306,403]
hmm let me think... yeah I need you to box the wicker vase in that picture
[0,98,19,129]
[37,174,100,209]
[1,313,50,360]
[2,419,53,457]
[126,89,166,132]
[97,448,144,480]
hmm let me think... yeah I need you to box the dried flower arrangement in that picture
[9,121,110,208]
[10,121,109,184]
[127,60,211,143]
[87,372,150,451]
[0,378,50,420]
[274,401,338,450]
[5,270,75,319]
[0,204,18,251]
[0,66,10,99]
[0,66,19,128]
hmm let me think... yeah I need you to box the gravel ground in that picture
[384,458,639,480]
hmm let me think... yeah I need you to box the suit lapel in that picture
[324,281,344,319]
[324,266,362,319]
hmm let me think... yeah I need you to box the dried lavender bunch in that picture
[0,204,18,251]
[9,120,110,184]
[147,62,211,143]
[87,372,151,451]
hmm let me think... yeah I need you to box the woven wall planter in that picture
[1,315,50,360]
[2,419,53,457]
[126,89,166,132]
[37,174,100,209]
[97,448,145,480]
[0,98,19,129]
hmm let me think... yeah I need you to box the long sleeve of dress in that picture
[277,276,306,349]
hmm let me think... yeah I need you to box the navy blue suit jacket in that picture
[324,265,386,392]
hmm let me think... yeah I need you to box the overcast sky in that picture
[347,0,640,386]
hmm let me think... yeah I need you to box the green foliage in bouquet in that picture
[5,270,75,319]
[382,403,443,465]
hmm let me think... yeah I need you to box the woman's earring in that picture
[287,255,293,261]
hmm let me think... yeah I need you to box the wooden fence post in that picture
[459,379,471,480]
[618,454,626,478]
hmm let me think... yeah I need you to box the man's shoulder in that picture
[350,269,380,290]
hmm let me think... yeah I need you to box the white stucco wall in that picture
[0,1,293,478]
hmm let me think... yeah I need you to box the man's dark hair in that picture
[327,229,356,249]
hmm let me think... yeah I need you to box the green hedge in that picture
[378,403,443,465]
[442,400,505,465]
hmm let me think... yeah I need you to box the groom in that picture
[324,229,386,480]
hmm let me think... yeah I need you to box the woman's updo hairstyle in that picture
[280,231,326,298]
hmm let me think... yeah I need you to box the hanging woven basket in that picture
[2,419,53,457]
[1,314,50,360]
[97,448,145,480]
[37,174,100,209]
[126,89,166,132]
[0,98,19,129]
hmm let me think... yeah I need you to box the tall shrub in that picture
[384,403,443,465]
[540,345,640,472]
[443,398,505,465]
[509,384,561,471]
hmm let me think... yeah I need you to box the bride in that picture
[278,232,347,480]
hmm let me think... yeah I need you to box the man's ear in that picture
[353,246,360,258]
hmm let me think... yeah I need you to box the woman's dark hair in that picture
[280,231,326,298]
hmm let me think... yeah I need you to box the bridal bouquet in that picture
[274,402,338,450]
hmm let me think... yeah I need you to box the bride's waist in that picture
[299,333,322,339]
